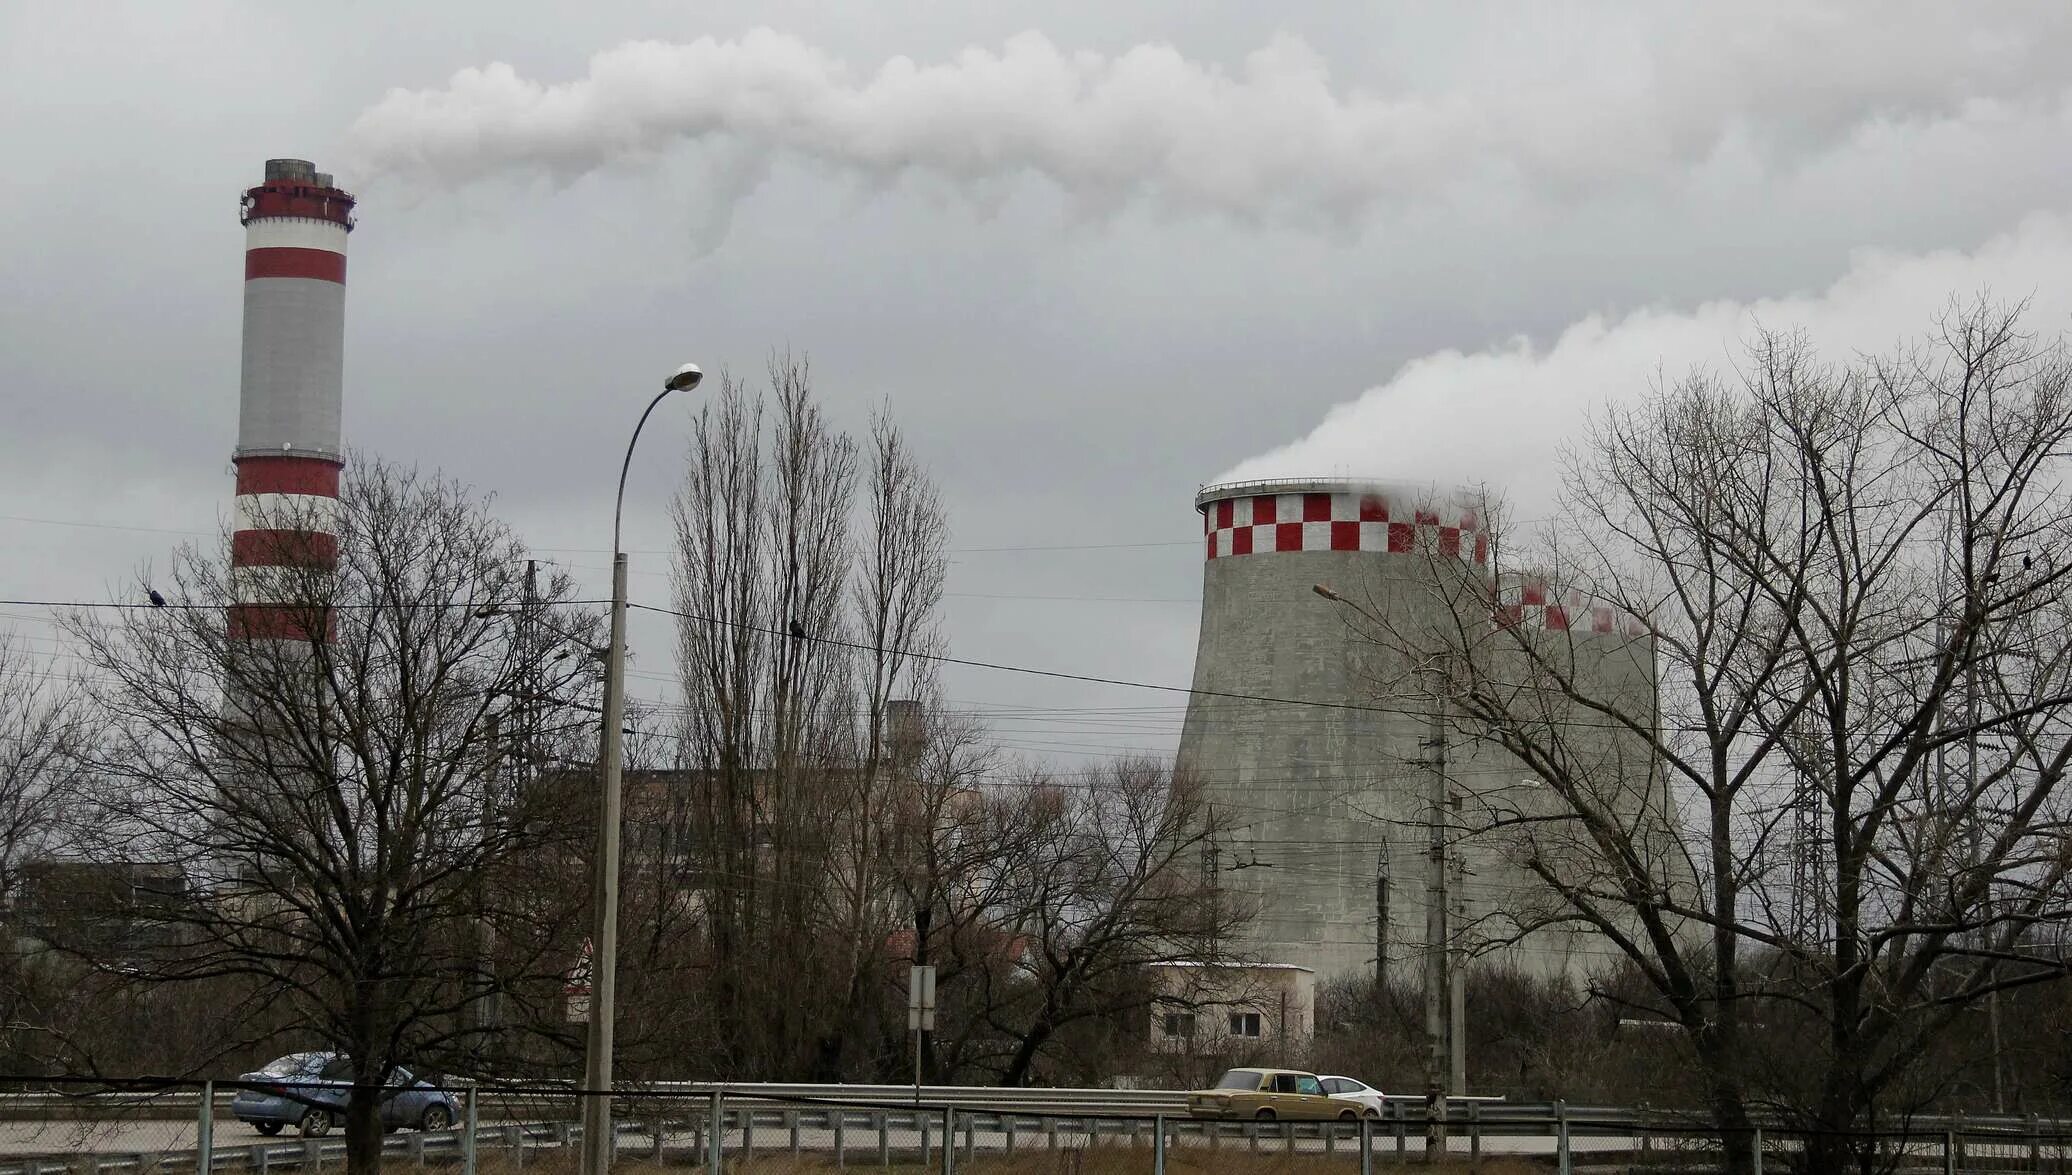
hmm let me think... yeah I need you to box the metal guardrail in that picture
[5,1092,2072,1175]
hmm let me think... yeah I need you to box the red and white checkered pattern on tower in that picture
[1201,489,1487,564]
[1497,578,1649,637]
[230,159,353,642]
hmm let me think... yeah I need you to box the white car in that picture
[1320,1075,1387,1117]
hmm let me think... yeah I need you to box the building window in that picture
[1229,1011,1262,1038]
[1161,1012,1196,1037]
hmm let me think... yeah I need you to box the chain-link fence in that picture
[2,1079,2072,1175]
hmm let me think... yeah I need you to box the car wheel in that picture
[300,1111,334,1138]
[1255,1108,1277,1121]
[1364,1107,1383,1120]
[419,1105,452,1132]
[1339,1109,1358,1121]
[255,1123,283,1137]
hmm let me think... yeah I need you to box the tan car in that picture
[1186,1067,1363,1121]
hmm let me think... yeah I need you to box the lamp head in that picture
[666,362,705,392]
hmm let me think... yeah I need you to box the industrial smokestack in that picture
[229,158,354,641]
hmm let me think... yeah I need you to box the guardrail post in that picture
[461,1082,477,1175]
[877,1111,890,1167]
[789,1110,802,1155]
[1395,1102,1407,1157]
[1045,1116,1057,1152]
[743,1106,756,1160]
[1154,1114,1167,1175]
[941,1107,955,1175]
[197,1081,213,1175]
[707,1092,722,1175]
[1948,1125,1960,1175]
[834,1110,845,1169]
[962,1112,975,1165]
[248,1144,264,1175]
[407,1133,425,1170]
[1004,1114,1015,1156]
[1556,1099,1571,1175]
[2029,1114,2042,1172]
[1753,1127,1764,1175]
[1470,1102,1481,1168]
[919,1109,931,1170]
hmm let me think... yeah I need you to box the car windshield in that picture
[258,1053,327,1078]
[1214,1070,1263,1090]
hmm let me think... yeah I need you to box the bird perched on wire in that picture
[147,589,167,608]
[788,617,807,641]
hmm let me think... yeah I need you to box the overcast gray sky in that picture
[6,1,2072,764]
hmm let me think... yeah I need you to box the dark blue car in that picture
[231,1052,459,1137]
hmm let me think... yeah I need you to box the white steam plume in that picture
[349,12,2072,219]
[1215,213,2072,514]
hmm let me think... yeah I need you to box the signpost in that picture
[908,964,935,1102]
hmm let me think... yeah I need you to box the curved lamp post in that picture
[580,361,702,1175]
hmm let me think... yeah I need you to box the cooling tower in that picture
[1175,479,1663,984]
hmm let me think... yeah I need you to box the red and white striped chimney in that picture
[230,159,353,640]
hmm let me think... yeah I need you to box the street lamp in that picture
[579,361,702,1175]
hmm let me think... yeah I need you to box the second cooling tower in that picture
[1176,478,1648,983]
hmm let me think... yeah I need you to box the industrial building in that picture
[1174,478,1670,985]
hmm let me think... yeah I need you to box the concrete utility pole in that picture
[1448,840,1467,1094]
[1375,848,1390,988]
[1423,665,1451,1152]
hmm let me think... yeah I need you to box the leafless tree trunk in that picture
[1345,300,2072,1174]
[64,457,597,1175]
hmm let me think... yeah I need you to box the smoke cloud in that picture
[1215,213,2072,515]
[349,13,2072,220]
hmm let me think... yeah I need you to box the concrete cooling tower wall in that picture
[1175,478,1665,985]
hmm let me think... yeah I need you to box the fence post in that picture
[197,1080,214,1175]
[1556,1099,1571,1175]
[707,1092,723,1175]
[1361,1115,1373,1175]
[1753,1127,1764,1175]
[1946,1127,1958,1175]
[461,1082,477,1175]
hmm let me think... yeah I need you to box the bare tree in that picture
[65,458,597,1175]
[1351,300,2072,1173]
[0,633,83,894]
[953,759,1245,1085]
[0,631,90,1065]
